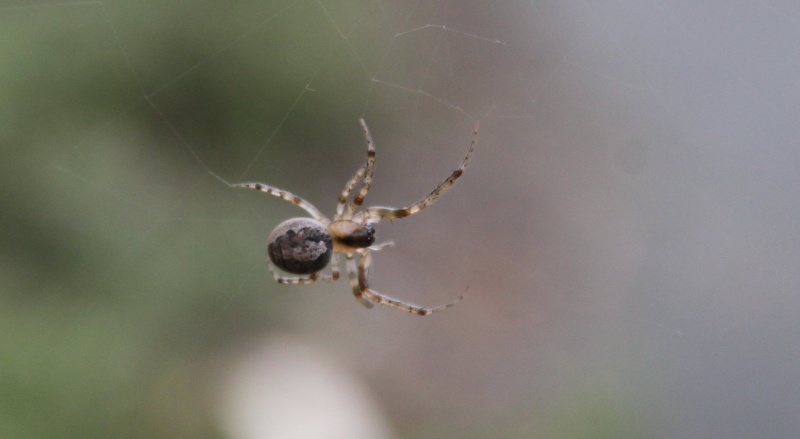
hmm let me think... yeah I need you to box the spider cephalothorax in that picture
[232,119,478,315]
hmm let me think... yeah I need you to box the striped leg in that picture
[351,119,377,208]
[355,121,478,222]
[336,119,378,219]
[346,253,373,308]
[231,182,326,223]
[267,255,339,284]
[357,251,462,316]
[336,164,365,219]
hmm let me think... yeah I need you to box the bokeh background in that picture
[3,1,800,438]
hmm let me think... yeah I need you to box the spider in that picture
[232,119,479,315]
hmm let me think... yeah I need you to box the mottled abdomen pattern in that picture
[267,218,333,274]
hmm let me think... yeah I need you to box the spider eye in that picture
[267,218,333,274]
[363,224,376,243]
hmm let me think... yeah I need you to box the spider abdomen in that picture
[267,218,333,274]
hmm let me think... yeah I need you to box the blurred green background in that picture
[3,1,800,438]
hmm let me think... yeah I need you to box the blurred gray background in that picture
[2,1,799,438]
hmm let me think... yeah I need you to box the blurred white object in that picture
[216,336,393,439]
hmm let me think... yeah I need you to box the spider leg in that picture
[369,241,394,252]
[336,119,378,219]
[267,261,319,284]
[267,259,338,284]
[231,182,327,223]
[346,253,373,308]
[335,164,365,220]
[329,252,340,281]
[357,250,462,316]
[354,121,479,222]
[343,119,377,218]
